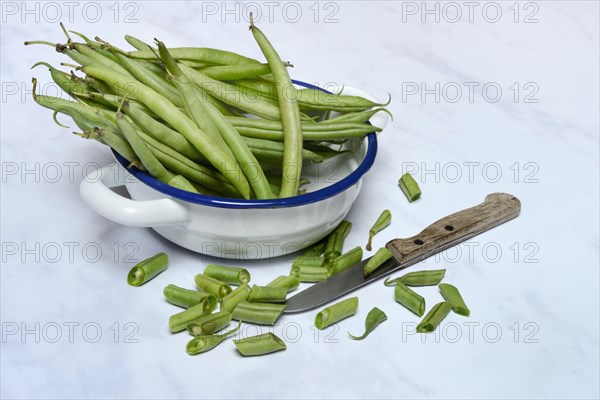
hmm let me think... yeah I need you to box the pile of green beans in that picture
[26,22,390,199]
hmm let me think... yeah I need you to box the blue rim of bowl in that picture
[112,79,379,209]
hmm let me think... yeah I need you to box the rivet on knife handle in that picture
[386,192,521,265]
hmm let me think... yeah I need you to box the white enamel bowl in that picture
[79,84,390,259]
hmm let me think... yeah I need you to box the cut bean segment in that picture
[416,302,452,333]
[169,301,216,333]
[394,282,426,317]
[247,285,287,303]
[127,252,168,286]
[439,283,470,316]
[363,247,394,277]
[194,274,232,299]
[232,301,286,325]
[186,321,241,355]
[384,269,446,287]
[348,307,387,340]
[292,255,325,268]
[186,311,232,336]
[203,264,250,285]
[221,284,251,313]
[266,275,299,293]
[314,297,359,330]
[324,220,352,263]
[327,246,363,277]
[163,284,217,309]
[290,264,328,283]
[399,173,421,202]
[366,210,391,251]
[234,332,286,357]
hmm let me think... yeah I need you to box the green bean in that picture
[194,274,232,299]
[171,76,233,157]
[72,42,133,77]
[363,247,394,277]
[190,181,226,197]
[366,210,392,251]
[186,321,241,355]
[79,127,141,168]
[324,220,352,263]
[242,137,323,164]
[314,297,359,330]
[186,311,232,336]
[385,269,446,287]
[295,89,389,112]
[327,246,363,277]
[200,63,272,80]
[143,139,240,197]
[127,252,168,286]
[232,301,285,325]
[156,42,230,144]
[169,301,216,333]
[290,264,328,283]
[221,284,251,313]
[180,64,284,121]
[399,173,422,202]
[348,307,387,340]
[203,264,250,285]
[76,91,155,117]
[124,34,153,51]
[234,79,389,112]
[321,108,393,124]
[129,47,260,65]
[32,61,92,98]
[394,282,426,317]
[163,284,218,309]
[247,285,287,303]
[116,111,173,182]
[23,40,96,69]
[31,84,117,128]
[416,302,452,333]
[123,101,203,161]
[168,175,198,193]
[266,275,300,293]
[439,283,470,316]
[233,126,376,141]
[81,65,251,198]
[250,15,303,197]
[226,116,380,133]
[234,332,286,357]
[111,50,184,108]
[193,89,274,198]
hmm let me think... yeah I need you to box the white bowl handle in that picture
[79,163,189,227]
[334,85,391,131]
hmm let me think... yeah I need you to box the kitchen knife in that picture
[284,192,521,313]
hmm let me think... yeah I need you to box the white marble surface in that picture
[1,1,599,399]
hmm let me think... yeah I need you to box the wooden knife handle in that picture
[386,193,521,265]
